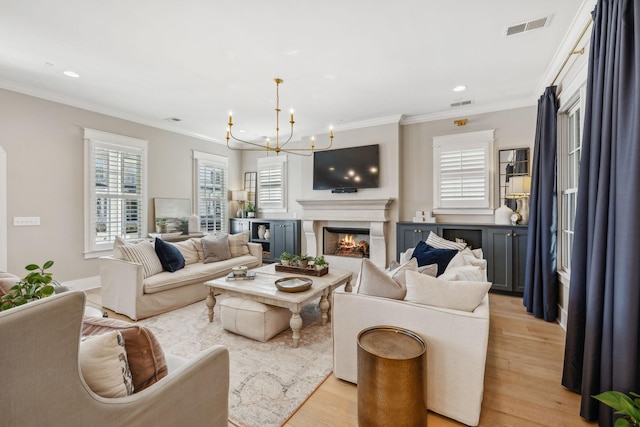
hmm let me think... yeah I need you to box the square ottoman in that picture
[219,297,291,342]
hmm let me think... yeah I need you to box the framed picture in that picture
[154,198,191,234]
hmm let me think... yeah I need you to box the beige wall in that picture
[0,88,242,281]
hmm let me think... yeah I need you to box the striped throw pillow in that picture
[119,240,164,278]
[426,231,467,251]
[228,231,250,258]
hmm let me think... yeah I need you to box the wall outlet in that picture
[13,217,40,226]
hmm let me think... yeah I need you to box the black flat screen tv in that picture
[313,144,380,190]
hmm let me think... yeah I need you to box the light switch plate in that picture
[13,217,40,226]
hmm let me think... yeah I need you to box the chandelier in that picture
[226,78,333,156]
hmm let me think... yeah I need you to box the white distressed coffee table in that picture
[204,263,352,347]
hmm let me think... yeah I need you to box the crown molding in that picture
[330,115,404,133]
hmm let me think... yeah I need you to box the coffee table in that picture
[204,264,352,347]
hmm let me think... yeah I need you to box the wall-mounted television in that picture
[313,144,380,190]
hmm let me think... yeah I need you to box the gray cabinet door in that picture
[396,224,436,261]
[230,219,250,234]
[271,220,301,261]
[512,228,528,293]
[487,228,513,292]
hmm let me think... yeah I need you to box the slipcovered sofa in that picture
[99,233,262,320]
[0,290,229,427]
[332,243,491,426]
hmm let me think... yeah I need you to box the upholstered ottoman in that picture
[219,297,291,342]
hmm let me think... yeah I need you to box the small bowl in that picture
[232,266,248,277]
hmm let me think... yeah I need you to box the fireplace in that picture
[323,227,370,258]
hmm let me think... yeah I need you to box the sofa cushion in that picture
[411,241,457,276]
[0,272,20,296]
[82,316,168,392]
[202,234,231,263]
[155,238,186,272]
[357,258,416,300]
[426,231,468,250]
[228,231,250,257]
[404,270,492,312]
[79,330,134,397]
[119,240,164,279]
[171,240,200,265]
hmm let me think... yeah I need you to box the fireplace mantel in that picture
[296,198,394,222]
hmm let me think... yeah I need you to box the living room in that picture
[3,1,638,426]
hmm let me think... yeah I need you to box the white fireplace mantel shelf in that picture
[296,198,395,222]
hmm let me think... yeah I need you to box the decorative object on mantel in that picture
[226,78,334,156]
[494,204,514,225]
[507,176,531,225]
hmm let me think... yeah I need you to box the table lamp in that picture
[231,190,248,218]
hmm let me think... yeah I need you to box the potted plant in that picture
[279,251,293,266]
[292,255,302,267]
[245,203,256,218]
[314,255,328,271]
[156,218,167,233]
[0,261,60,311]
[593,391,640,426]
[299,254,312,268]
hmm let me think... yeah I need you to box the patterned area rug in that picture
[138,297,332,427]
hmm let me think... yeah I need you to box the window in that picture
[433,130,494,212]
[257,155,287,212]
[561,100,582,271]
[193,151,228,233]
[84,129,148,258]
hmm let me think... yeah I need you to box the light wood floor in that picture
[85,290,594,427]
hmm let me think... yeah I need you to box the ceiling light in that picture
[63,70,80,78]
[226,78,334,156]
[453,85,466,92]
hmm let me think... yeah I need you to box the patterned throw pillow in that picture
[119,240,164,278]
[228,231,250,258]
[426,231,467,251]
[79,330,134,397]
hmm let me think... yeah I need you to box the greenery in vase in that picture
[593,391,640,426]
[0,261,60,311]
[314,255,327,267]
[279,251,292,261]
[155,219,167,226]
[245,203,256,213]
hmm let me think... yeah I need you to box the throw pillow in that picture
[387,258,418,288]
[404,270,492,312]
[410,241,458,276]
[418,263,438,277]
[82,317,168,393]
[113,236,128,259]
[202,234,231,263]
[79,330,134,397]
[426,231,468,251]
[446,247,487,271]
[228,231,250,257]
[0,272,20,296]
[119,240,164,279]
[439,265,486,282]
[356,258,413,300]
[171,239,200,265]
[154,238,186,272]
[190,237,205,262]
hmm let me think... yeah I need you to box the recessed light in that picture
[63,70,80,78]
[453,85,466,92]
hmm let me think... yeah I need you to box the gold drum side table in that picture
[357,325,426,427]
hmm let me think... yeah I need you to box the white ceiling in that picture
[0,0,587,145]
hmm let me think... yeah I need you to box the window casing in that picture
[433,130,494,212]
[257,155,287,212]
[84,129,148,258]
[193,151,228,233]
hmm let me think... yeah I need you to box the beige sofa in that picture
[332,254,490,426]
[0,290,229,427]
[99,236,262,320]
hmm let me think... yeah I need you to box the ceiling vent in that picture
[450,100,473,108]
[164,117,182,122]
[505,16,551,37]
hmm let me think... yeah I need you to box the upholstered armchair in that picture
[0,291,229,427]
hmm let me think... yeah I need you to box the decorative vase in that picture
[517,196,530,225]
[188,213,200,234]
[258,225,266,239]
[494,205,513,225]
[264,229,270,240]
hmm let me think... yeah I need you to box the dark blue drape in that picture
[562,1,640,425]
[523,86,558,322]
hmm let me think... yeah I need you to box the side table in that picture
[357,325,426,426]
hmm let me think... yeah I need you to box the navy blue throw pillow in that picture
[410,241,457,276]
[154,238,185,273]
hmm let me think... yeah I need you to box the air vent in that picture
[450,100,473,108]
[164,117,182,122]
[505,15,551,36]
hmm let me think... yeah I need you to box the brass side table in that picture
[357,326,426,426]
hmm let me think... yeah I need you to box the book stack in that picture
[413,210,436,223]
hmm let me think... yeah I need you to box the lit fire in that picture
[336,234,369,258]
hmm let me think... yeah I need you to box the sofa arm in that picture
[99,256,144,320]
[247,242,263,264]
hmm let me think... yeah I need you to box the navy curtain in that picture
[523,86,558,322]
[562,1,640,425]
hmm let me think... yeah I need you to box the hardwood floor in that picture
[85,289,593,426]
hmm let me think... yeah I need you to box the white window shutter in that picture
[257,156,287,212]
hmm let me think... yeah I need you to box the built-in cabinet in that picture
[396,222,529,295]
[230,218,301,264]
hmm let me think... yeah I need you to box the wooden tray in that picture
[275,263,329,277]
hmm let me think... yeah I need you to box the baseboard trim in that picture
[61,275,100,291]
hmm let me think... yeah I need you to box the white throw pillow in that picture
[418,263,438,277]
[404,270,491,312]
[439,265,486,282]
[228,231,250,257]
[171,239,200,265]
[80,330,134,397]
[119,240,164,279]
[426,231,467,251]
[399,248,414,264]
[356,258,416,300]
[445,248,487,272]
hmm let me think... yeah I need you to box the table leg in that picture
[206,288,217,322]
[344,276,353,293]
[320,289,330,326]
[290,309,303,348]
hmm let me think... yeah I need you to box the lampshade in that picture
[231,190,248,201]
[508,176,531,197]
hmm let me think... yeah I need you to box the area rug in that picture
[138,297,333,427]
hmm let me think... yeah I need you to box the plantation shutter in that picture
[197,159,227,232]
[257,155,287,211]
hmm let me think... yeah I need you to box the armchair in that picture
[0,291,229,427]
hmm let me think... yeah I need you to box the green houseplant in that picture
[593,391,640,426]
[314,255,328,270]
[156,218,167,233]
[279,251,293,266]
[245,203,256,218]
[0,261,60,311]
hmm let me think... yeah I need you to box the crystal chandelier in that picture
[226,78,333,156]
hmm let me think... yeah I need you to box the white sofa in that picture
[332,253,490,426]
[99,239,262,320]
